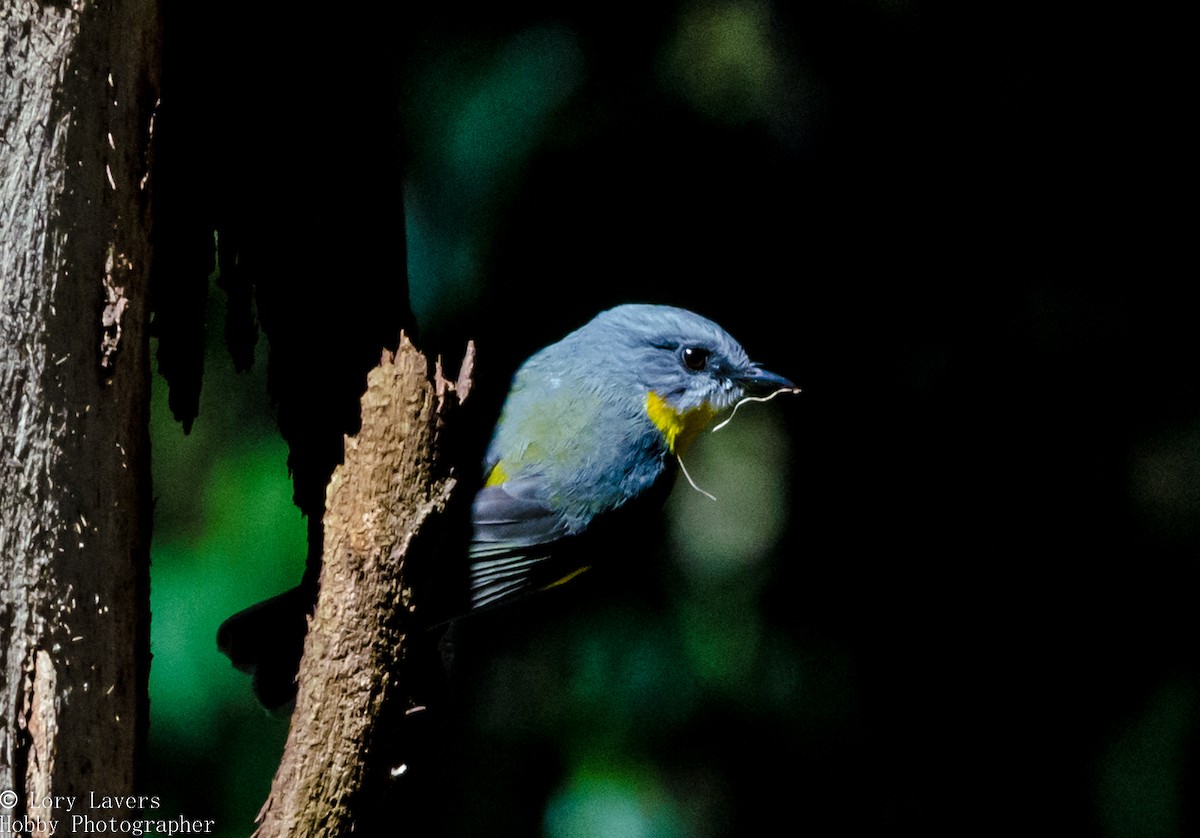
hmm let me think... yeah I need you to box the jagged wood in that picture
[253,336,472,837]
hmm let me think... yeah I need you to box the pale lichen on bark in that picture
[22,650,59,810]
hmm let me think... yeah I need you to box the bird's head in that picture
[586,304,796,454]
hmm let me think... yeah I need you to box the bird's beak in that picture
[735,365,797,395]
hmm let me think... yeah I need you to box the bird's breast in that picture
[645,391,716,455]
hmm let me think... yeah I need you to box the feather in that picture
[467,481,574,610]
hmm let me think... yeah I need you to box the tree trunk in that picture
[0,0,159,824]
[253,337,472,838]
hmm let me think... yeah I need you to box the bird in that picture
[465,303,796,611]
[217,303,796,706]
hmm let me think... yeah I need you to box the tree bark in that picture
[0,0,159,823]
[253,336,472,838]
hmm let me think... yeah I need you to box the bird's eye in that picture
[681,346,710,371]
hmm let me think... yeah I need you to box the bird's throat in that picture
[646,391,716,455]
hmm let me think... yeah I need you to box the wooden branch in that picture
[253,335,473,837]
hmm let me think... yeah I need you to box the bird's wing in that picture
[468,480,579,611]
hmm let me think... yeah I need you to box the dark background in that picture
[147,2,1195,835]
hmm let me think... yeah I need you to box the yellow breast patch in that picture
[646,391,716,455]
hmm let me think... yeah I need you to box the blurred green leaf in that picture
[660,0,781,124]
[406,24,585,330]
[545,762,687,838]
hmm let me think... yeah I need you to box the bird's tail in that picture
[216,585,314,711]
